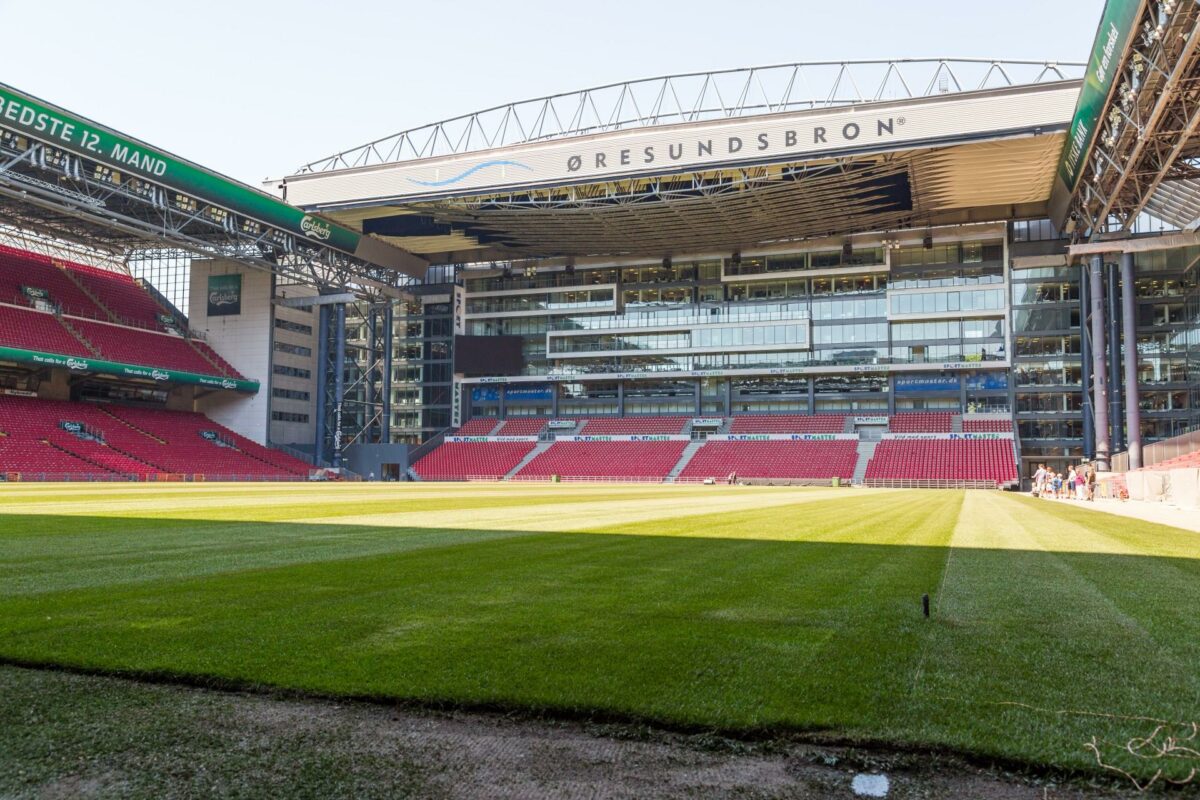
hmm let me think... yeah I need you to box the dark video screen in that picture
[453,335,524,376]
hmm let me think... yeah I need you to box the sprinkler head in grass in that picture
[922,593,930,618]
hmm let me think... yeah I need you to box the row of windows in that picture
[892,319,1004,342]
[891,289,1004,315]
[274,317,313,336]
[274,341,312,357]
[812,322,888,345]
[891,240,1003,267]
[724,247,885,276]
[889,263,1003,290]
[273,364,311,380]
[272,387,310,402]
[271,411,309,423]
[693,324,808,348]
[466,288,614,314]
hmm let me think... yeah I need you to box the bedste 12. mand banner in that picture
[1048,0,1145,224]
[0,82,362,256]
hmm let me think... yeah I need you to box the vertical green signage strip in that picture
[0,82,362,255]
[1049,0,1145,224]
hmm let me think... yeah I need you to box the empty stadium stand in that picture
[577,416,689,435]
[962,418,1016,433]
[0,396,310,479]
[679,440,858,482]
[729,415,846,433]
[493,417,549,436]
[514,440,688,480]
[454,417,500,436]
[864,439,1018,486]
[0,304,94,357]
[411,440,537,480]
[0,245,246,381]
[889,412,954,432]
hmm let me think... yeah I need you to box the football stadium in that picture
[3,0,1200,796]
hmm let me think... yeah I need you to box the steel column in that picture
[332,303,347,469]
[1105,262,1123,452]
[314,303,330,466]
[1089,255,1110,470]
[1120,253,1142,469]
[382,303,393,443]
[1079,263,1094,460]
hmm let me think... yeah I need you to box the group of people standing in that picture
[1032,463,1097,501]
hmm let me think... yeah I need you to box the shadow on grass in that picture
[1,511,1199,785]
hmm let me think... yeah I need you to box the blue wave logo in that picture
[407,159,533,187]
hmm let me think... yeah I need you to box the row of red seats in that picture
[962,418,1015,433]
[0,244,104,318]
[729,415,846,434]
[680,440,858,481]
[577,416,689,435]
[412,441,535,480]
[0,396,310,479]
[889,412,954,433]
[515,441,688,479]
[864,440,1017,484]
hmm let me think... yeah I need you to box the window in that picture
[271,411,309,423]
[274,318,313,336]
[272,387,310,401]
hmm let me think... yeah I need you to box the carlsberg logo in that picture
[300,215,332,241]
[220,379,236,389]
[151,370,169,381]
[66,358,88,370]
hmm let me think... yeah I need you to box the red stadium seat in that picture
[679,440,857,481]
[514,441,687,480]
[411,441,536,480]
[729,415,846,434]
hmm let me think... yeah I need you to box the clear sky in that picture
[0,0,1101,186]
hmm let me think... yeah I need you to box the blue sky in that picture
[0,0,1101,185]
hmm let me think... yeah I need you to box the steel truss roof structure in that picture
[0,125,420,299]
[297,59,1083,174]
[1069,0,1200,238]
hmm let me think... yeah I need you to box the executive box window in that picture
[890,289,1003,315]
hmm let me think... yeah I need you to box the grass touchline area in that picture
[1,483,1197,786]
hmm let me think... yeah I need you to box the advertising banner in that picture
[562,435,690,442]
[0,344,259,392]
[1048,0,1145,222]
[0,82,364,255]
[882,432,1014,441]
[445,435,539,443]
[206,274,242,317]
[707,433,858,441]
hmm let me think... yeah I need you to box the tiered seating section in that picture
[515,441,688,480]
[422,413,1021,486]
[729,415,846,433]
[578,416,688,434]
[864,439,1017,485]
[0,245,245,381]
[0,304,92,357]
[962,418,1015,433]
[0,396,310,480]
[889,412,954,432]
[679,440,857,482]
[494,417,548,436]
[454,417,499,436]
[411,441,535,480]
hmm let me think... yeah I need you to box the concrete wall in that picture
[342,443,410,480]
[188,260,272,444]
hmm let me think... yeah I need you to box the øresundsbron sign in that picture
[0,82,363,255]
[1048,0,1143,223]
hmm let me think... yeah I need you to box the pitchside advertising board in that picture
[1048,0,1145,223]
[206,274,242,317]
[0,82,364,257]
[284,83,1079,206]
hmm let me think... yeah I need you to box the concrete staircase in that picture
[951,414,964,433]
[852,439,877,485]
[58,265,120,324]
[666,440,706,482]
[504,440,554,479]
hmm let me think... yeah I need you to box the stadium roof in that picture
[0,83,428,292]
[283,59,1085,264]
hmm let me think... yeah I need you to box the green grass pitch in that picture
[1,482,1197,783]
